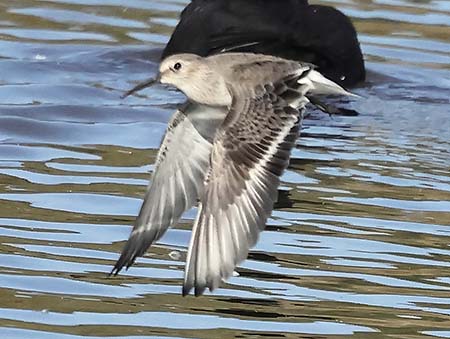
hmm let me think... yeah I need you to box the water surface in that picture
[0,0,450,338]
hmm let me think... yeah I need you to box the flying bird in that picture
[111,53,356,296]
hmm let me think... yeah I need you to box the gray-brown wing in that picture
[183,79,304,296]
[111,107,216,275]
[208,53,355,97]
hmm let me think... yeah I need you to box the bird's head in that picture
[122,53,231,106]
[159,53,230,106]
[159,53,202,87]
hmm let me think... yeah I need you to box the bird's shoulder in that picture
[205,53,311,92]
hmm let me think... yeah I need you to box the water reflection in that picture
[0,0,450,338]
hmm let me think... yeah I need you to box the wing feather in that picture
[111,108,214,275]
[183,67,306,295]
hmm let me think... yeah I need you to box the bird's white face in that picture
[159,53,231,106]
[159,54,202,89]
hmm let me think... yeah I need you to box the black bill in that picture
[121,76,159,99]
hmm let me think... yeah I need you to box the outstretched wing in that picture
[183,68,308,296]
[111,105,225,275]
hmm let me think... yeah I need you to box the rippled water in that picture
[1,0,450,338]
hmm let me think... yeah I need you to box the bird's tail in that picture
[299,69,359,97]
[296,69,360,116]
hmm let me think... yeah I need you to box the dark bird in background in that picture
[162,0,365,88]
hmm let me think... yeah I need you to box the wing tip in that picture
[182,283,217,297]
[109,257,129,277]
[110,246,139,277]
[303,69,359,97]
[109,267,119,277]
[109,265,125,277]
[195,285,207,297]
[109,228,156,277]
[182,283,193,296]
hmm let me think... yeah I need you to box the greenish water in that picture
[0,0,449,338]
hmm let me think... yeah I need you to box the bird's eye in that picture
[173,62,182,71]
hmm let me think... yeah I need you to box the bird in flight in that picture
[111,53,356,296]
